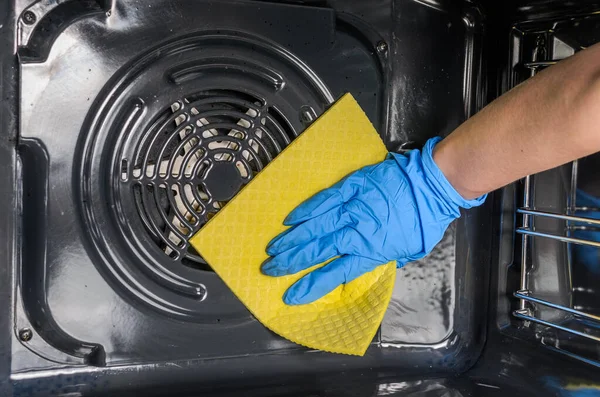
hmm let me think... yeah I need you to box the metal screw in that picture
[376,40,388,54]
[19,328,33,342]
[22,11,36,25]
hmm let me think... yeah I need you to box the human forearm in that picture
[434,42,600,200]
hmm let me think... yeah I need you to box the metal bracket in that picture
[17,0,72,48]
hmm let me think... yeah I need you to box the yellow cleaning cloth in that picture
[190,94,396,356]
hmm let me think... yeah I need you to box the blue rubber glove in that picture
[262,137,486,305]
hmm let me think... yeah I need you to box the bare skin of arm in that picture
[434,42,600,200]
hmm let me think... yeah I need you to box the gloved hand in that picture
[261,137,486,305]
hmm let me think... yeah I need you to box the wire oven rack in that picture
[511,29,600,347]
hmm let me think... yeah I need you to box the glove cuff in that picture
[421,137,487,210]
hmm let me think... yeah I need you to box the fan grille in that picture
[121,90,295,269]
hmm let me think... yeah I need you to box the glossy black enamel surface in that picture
[1,0,598,396]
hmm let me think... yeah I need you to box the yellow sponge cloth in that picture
[190,94,396,356]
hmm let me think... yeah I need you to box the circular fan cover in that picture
[124,90,295,270]
[78,32,332,320]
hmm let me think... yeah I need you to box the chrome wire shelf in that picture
[512,42,600,346]
[516,163,600,342]
[517,208,600,249]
